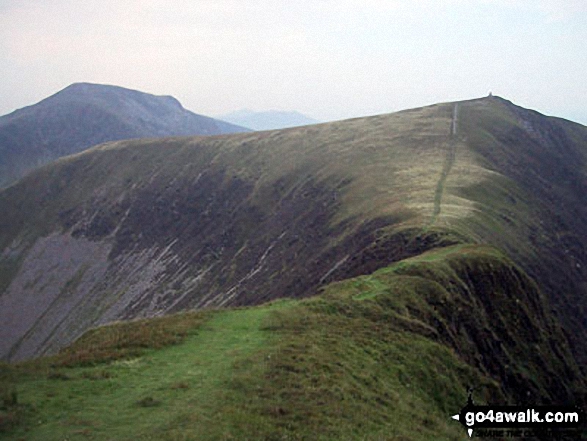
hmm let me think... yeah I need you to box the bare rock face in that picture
[0,233,111,360]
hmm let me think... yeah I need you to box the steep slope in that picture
[0,83,248,187]
[1,96,587,371]
[1,245,584,440]
[218,108,320,130]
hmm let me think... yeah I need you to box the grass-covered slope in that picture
[1,95,587,368]
[2,245,584,440]
[452,98,587,362]
[0,101,462,361]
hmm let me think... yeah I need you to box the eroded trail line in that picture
[430,103,459,224]
[451,102,458,136]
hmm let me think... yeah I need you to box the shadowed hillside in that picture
[0,83,248,187]
[1,95,587,374]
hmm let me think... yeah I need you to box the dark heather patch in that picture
[57,162,429,318]
[113,171,351,314]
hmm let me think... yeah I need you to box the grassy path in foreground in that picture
[8,305,281,440]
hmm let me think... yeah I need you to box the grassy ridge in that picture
[452,97,587,364]
[1,96,586,440]
[2,245,582,440]
[0,99,461,362]
[4,96,587,366]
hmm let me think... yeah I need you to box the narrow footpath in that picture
[430,103,458,225]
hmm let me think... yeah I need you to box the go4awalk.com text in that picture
[451,397,583,438]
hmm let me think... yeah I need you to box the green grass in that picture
[2,301,473,441]
[220,301,483,441]
[2,246,583,440]
[2,304,284,440]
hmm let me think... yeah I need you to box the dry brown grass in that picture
[50,311,208,367]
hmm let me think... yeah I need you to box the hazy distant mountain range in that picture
[218,109,320,130]
[0,83,248,187]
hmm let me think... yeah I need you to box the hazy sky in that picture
[1,0,586,124]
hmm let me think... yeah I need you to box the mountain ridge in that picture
[1,95,586,366]
[0,83,249,187]
[2,94,587,438]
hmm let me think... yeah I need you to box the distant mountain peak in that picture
[45,82,184,109]
[0,83,249,187]
[218,108,320,131]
